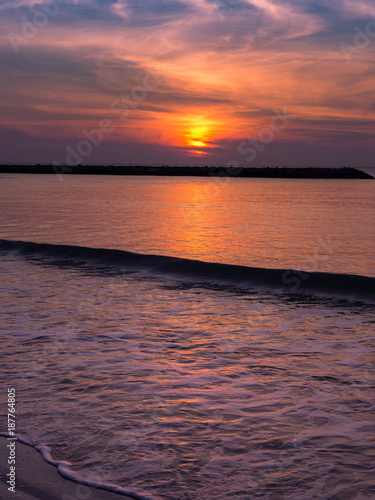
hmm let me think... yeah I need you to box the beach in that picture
[0,438,135,500]
[0,173,374,499]
[2,0,375,496]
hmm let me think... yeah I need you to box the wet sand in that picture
[0,437,135,500]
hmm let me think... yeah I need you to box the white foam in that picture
[0,433,154,500]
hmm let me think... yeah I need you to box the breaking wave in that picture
[0,239,374,302]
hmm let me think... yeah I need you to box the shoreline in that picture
[0,165,373,179]
[0,437,137,500]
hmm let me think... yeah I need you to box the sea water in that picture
[0,173,374,499]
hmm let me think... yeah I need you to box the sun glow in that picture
[159,111,239,157]
[189,149,209,156]
[189,140,207,148]
[179,115,217,155]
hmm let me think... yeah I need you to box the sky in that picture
[1,0,375,166]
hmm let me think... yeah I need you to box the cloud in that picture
[0,0,374,165]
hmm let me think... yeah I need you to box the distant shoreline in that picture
[0,165,373,179]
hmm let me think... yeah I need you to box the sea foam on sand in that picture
[0,437,136,500]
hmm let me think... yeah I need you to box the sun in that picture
[189,139,207,148]
[190,149,209,156]
[181,116,215,154]
[161,113,223,157]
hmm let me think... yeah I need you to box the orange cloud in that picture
[0,0,374,165]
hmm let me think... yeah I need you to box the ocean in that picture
[1,172,374,499]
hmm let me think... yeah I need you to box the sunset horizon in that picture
[1,0,375,167]
[1,3,375,500]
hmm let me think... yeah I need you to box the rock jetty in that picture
[0,165,373,179]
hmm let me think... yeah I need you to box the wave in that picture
[0,239,374,302]
[0,433,152,500]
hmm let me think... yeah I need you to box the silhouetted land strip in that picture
[0,165,373,179]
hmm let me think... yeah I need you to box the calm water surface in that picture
[0,174,374,276]
[0,173,374,500]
